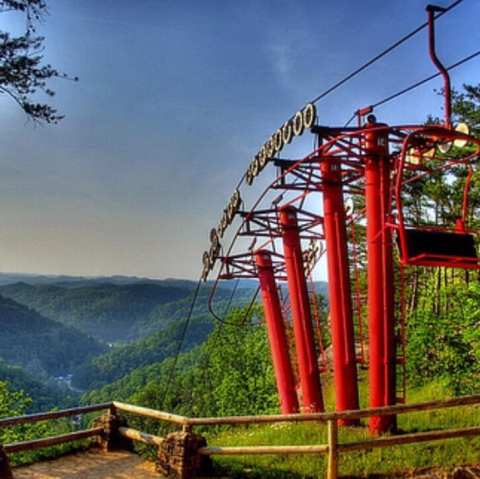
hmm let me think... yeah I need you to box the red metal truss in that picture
[218,251,287,281]
[238,207,324,241]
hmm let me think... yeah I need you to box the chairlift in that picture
[394,125,480,269]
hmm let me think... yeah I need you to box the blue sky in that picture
[0,0,478,279]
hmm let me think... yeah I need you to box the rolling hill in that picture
[0,280,256,343]
[0,282,195,342]
[0,294,104,377]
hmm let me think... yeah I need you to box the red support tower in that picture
[279,206,324,413]
[255,249,299,414]
[320,156,360,424]
[364,118,396,433]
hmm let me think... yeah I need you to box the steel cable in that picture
[309,0,464,105]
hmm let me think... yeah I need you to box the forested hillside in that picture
[0,295,104,377]
[83,306,279,418]
[74,315,213,390]
[0,274,256,404]
[0,281,255,343]
[0,360,74,411]
[0,282,196,342]
[73,286,254,389]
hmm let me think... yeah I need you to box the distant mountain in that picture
[0,272,198,287]
[0,281,254,343]
[0,295,105,377]
[0,282,194,342]
[0,272,265,290]
[0,273,325,293]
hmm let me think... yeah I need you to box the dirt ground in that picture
[12,450,160,479]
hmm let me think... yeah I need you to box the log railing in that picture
[113,401,189,426]
[114,394,480,479]
[0,402,113,479]
[1,394,480,479]
[0,402,112,452]
[4,427,105,454]
[0,402,112,429]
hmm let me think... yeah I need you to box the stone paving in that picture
[12,450,159,479]
[11,450,480,478]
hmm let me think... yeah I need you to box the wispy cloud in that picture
[267,40,295,87]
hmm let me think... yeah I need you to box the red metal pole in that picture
[279,206,324,413]
[380,149,396,420]
[320,156,360,425]
[255,250,299,414]
[364,119,396,434]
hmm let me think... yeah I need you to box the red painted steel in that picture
[427,5,452,128]
[255,250,299,414]
[279,206,324,413]
[320,156,360,424]
[393,128,480,270]
[380,140,396,421]
[364,120,396,434]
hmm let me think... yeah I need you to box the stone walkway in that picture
[12,450,160,479]
[12,450,480,478]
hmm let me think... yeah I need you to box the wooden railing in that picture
[1,395,480,478]
[0,402,112,479]
[0,402,112,453]
[113,395,480,478]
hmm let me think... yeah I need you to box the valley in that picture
[0,274,265,410]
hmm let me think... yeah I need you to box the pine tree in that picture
[0,0,76,123]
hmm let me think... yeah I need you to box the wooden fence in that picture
[1,395,480,478]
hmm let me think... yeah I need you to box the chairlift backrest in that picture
[394,126,480,269]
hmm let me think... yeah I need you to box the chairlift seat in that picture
[397,227,479,268]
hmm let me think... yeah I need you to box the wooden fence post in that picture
[0,445,13,479]
[327,419,338,479]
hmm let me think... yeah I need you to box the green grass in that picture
[208,382,480,478]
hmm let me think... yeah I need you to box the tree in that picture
[0,380,76,466]
[0,0,76,123]
[452,84,480,136]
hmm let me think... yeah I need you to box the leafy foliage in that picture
[84,305,279,419]
[452,84,480,136]
[73,314,214,391]
[0,381,85,466]
[407,278,480,395]
[0,0,76,122]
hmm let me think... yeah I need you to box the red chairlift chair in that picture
[394,126,480,269]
